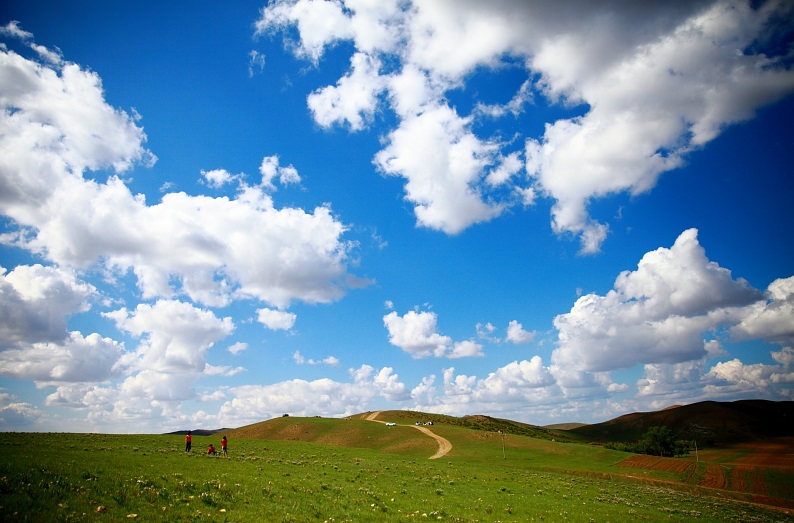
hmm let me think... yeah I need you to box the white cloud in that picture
[636,360,709,398]
[552,229,762,372]
[228,342,249,355]
[731,276,794,345]
[258,0,794,248]
[0,394,42,428]
[0,43,355,310]
[99,300,234,406]
[505,320,535,344]
[0,264,96,346]
[383,308,483,359]
[256,0,355,63]
[1,21,33,40]
[293,350,339,366]
[308,52,385,130]
[0,331,123,384]
[106,299,234,376]
[0,45,153,215]
[216,364,407,425]
[411,359,559,419]
[708,359,778,393]
[257,308,297,330]
[201,168,242,188]
[772,347,794,367]
[248,49,265,77]
[259,155,301,190]
[374,105,502,234]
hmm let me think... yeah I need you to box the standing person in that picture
[221,435,228,458]
[185,431,192,453]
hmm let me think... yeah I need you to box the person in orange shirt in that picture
[221,436,228,457]
[185,431,192,452]
[207,443,216,455]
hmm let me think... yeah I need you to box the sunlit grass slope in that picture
[1,431,790,522]
[229,416,436,457]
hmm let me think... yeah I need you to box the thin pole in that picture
[501,431,505,460]
[695,440,699,463]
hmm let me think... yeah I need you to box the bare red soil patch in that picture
[615,438,794,511]
[700,463,728,489]
[616,454,693,475]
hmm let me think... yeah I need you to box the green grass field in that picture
[1,420,791,522]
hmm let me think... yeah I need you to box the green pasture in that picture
[0,425,790,522]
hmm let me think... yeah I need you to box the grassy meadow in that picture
[1,417,791,522]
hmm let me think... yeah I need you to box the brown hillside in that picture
[569,399,794,446]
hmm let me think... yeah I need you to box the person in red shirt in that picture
[207,444,216,455]
[185,431,192,453]
[221,436,228,457]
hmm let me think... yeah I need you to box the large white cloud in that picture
[731,276,794,345]
[216,364,408,426]
[0,35,359,310]
[410,358,559,419]
[383,308,483,358]
[106,299,234,376]
[258,0,794,250]
[0,264,96,346]
[0,332,123,384]
[552,229,762,372]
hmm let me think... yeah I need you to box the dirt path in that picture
[365,411,382,421]
[363,411,452,459]
[412,425,452,459]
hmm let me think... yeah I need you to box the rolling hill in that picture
[178,400,791,450]
[567,399,794,446]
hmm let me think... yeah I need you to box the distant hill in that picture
[544,422,588,430]
[348,410,573,441]
[166,428,231,436]
[567,400,793,446]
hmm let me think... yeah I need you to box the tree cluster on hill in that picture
[605,426,694,457]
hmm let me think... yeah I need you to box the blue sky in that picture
[1,0,792,433]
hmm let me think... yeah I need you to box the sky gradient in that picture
[1,0,793,433]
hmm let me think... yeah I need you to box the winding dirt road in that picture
[364,411,452,460]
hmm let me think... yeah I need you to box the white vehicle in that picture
[385,422,396,426]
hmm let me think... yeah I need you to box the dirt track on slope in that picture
[364,411,452,459]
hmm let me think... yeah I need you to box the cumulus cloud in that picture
[411,358,558,419]
[0,332,123,384]
[0,264,96,346]
[731,276,794,345]
[259,155,301,190]
[308,52,385,130]
[706,359,787,396]
[0,38,357,310]
[216,364,407,425]
[102,300,234,403]
[257,0,794,249]
[201,168,243,188]
[505,320,535,344]
[552,229,762,372]
[383,308,483,358]
[374,105,503,234]
[257,308,297,330]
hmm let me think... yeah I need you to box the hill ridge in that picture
[568,399,793,445]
